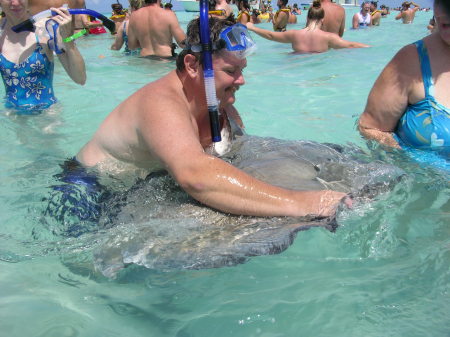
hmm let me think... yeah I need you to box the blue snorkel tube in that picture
[199,0,221,143]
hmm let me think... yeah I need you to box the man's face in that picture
[212,51,247,106]
[362,4,370,13]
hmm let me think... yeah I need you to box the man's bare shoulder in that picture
[130,72,185,112]
[323,2,345,12]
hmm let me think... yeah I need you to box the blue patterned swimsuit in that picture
[0,31,57,113]
[395,40,450,156]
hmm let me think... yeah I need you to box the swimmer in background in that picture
[395,1,420,24]
[359,0,450,153]
[273,0,290,31]
[236,0,251,24]
[111,2,127,34]
[246,0,368,54]
[0,0,86,112]
[380,4,390,17]
[287,5,297,24]
[370,1,381,26]
[257,5,271,23]
[127,0,186,59]
[292,3,301,15]
[352,2,372,29]
[111,0,144,53]
[250,9,261,24]
[76,17,350,220]
[312,0,345,37]
[164,2,173,11]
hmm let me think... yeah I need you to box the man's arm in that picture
[328,34,369,49]
[395,11,402,20]
[137,91,347,218]
[358,45,415,148]
[169,12,187,48]
[352,13,360,29]
[246,22,293,43]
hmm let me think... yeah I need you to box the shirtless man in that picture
[127,0,186,58]
[77,17,349,220]
[316,0,345,37]
[273,0,290,32]
[247,0,368,54]
[395,1,420,24]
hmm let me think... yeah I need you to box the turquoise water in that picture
[1,9,449,337]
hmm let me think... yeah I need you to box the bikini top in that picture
[395,40,450,150]
[0,23,56,112]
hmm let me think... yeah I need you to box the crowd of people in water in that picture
[0,0,448,228]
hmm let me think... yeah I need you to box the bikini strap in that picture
[413,39,434,97]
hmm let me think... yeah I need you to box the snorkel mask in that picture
[187,23,257,59]
[45,19,65,54]
[219,23,256,59]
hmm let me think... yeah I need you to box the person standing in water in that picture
[272,0,290,31]
[76,17,350,220]
[127,0,186,58]
[359,0,450,152]
[395,1,420,24]
[311,0,345,37]
[352,2,372,29]
[0,0,86,112]
[111,0,144,53]
[246,0,368,54]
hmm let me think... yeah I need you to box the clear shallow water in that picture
[1,9,449,337]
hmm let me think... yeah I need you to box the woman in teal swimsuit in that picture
[0,0,86,113]
[358,0,450,156]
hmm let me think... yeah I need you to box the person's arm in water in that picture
[328,33,369,49]
[168,11,187,48]
[52,7,86,85]
[133,79,349,218]
[111,21,125,50]
[352,13,360,28]
[246,22,294,43]
[358,45,416,148]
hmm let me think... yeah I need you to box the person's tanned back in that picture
[127,0,186,58]
[320,0,345,37]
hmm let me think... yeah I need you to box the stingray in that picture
[93,135,404,278]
